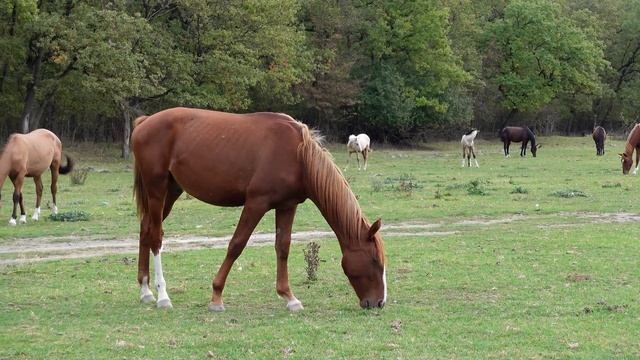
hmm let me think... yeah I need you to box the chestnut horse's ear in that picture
[619,153,626,158]
[368,218,382,240]
[536,144,542,149]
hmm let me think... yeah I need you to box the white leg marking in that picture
[32,207,41,221]
[154,251,172,309]
[8,218,16,226]
[286,298,304,312]
[474,159,479,168]
[52,205,58,215]
[461,158,466,167]
[19,214,27,224]
[140,275,155,303]
[633,166,639,176]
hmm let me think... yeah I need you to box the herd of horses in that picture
[1,107,639,311]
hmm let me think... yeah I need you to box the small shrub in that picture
[303,242,320,282]
[551,189,587,198]
[601,182,621,188]
[49,211,90,222]
[511,186,528,194]
[466,179,487,196]
[70,168,90,185]
[371,178,384,193]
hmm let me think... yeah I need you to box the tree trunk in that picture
[20,44,45,134]
[121,104,132,160]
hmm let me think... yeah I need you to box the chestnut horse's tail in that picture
[133,156,148,220]
[58,155,74,175]
[132,115,150,219]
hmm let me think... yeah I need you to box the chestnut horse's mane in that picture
[297,123,384,261]
[624,124,640,156]
[297,124,362,241]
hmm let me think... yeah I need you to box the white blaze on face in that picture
[382,267,387,304]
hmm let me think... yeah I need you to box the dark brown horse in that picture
[0,129,73,225]
[619,123,640,175]
[131,107,386,311]
[500,126,540,157]
[592,126,606,156]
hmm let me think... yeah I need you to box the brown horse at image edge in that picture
[619,123,640,174]
[131,107,386,311]
[0,129,73,225]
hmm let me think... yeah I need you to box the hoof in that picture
[208,303,225,312]
[140,294,156,304]
[157,298,173,309]
[31,214,39,221]
[287,299,304,312]
[8,218,17,226]
[19,215,26,224]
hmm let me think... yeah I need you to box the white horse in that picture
[461,129,479,168]
[346,134,371,170]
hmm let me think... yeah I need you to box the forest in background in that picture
[1,0,639,156]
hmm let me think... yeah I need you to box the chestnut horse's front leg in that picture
[634,147,640,175]
[9,174,26,225]
[275,206,303,311]
[209,200,268,312]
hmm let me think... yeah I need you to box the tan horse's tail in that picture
[59,155,74,175]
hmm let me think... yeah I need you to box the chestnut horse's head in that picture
[620,153,633,174]
[341,219,386,309]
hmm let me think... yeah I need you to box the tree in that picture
[485,0,606,128]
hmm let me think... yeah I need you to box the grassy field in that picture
[1,135,639,359]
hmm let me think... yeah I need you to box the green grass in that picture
[1,136,639,359]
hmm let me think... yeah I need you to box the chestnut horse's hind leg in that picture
[275,206,303,311]
[504,141,510,157]
[138,176,177,309]
[209,200,268,312]
[32,176,43,221]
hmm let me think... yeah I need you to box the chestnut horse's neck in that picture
[624,124,640,156]
[298,124,367,251]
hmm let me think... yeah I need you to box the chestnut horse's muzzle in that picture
[360,298,386,309]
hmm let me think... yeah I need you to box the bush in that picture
[511,186,528,194]
[70,168,90,185]
[551,189,587,198]
[303,242,321,282]
[49,211,90,222]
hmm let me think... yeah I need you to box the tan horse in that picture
[131,108,386,311]
[0,129,74,225]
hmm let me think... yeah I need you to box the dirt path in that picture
[1,212,638,265]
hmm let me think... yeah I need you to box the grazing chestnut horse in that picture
[131,108,386,311]
[500,126,540,157]
[619,123,640,175]
[0,129,73,225]
[592,126,606,156]
[346,133,371,170]
[461,129,479,167]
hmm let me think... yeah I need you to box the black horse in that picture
[592,126,606,156]
[500,126,540,157]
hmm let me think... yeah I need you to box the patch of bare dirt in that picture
[1,212,638,265]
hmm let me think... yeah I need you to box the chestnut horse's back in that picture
[131,108,306,217]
